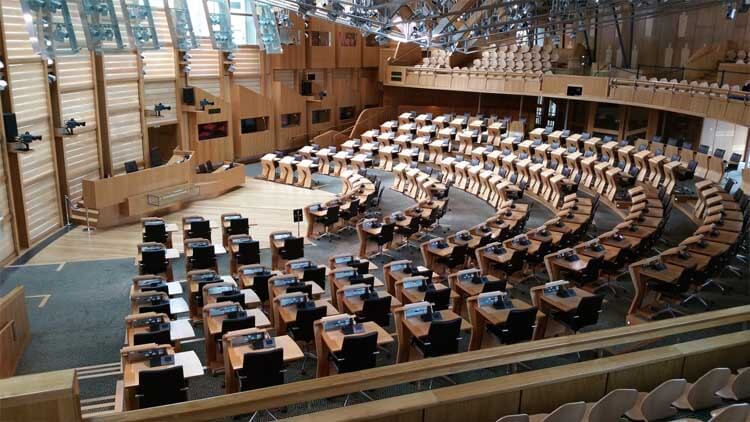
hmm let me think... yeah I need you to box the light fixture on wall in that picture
[726,2,737,19]
[0,80,7,91]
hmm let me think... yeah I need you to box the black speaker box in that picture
[300,80,312,96]
[3,113,18,141]
[182,87,195,105]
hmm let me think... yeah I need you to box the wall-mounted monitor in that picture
[312,109,331,124]
[198,121,228,140]
[339,106,356,121]
[281,113,301,128]
[241,116,269,134]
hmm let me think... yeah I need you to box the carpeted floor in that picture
[0,162,747,421]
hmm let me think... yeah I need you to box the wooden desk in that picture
[126,319,196,348]
[121,348,204,410]
[339,290,401,315]
[687,241,729,257]
[314,321,394,377]
[271,281,325,300]
[664,252,711,271]
[395,309,471,363]
[578,244,620,262]
[330,273,385,308]
[531,286,593,339]
[546,254,590,281]
[274,299,339,334]
[638,263,683,283]
[223,330,303,393]
[467,298,540,350]
[451,274,504,315]
[398,282,460,309]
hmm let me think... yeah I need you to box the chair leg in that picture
[368,243,393,261]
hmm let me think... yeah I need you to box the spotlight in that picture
[726,3,737,19]
[0,80,7,91]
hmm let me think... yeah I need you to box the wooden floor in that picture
[27,178,335,265]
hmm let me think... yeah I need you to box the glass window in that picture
[229,0,257,45]
[241,116,269,133]
[627,107,649,131]
[187,0,210,37]
[312,109,331,124]
[198,122,228,140]
[281,113,301,128]
[594,103,621,131]
[339,106,356,120]
[339,32,357,47]
[310,31,330,47]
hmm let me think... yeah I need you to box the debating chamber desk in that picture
[81,150,245,228]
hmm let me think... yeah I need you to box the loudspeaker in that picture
[182,87,195,105]
[300,80,312,96]
[566,86,583,96]
[3,112,18,141]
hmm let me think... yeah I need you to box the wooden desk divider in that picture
[0,286,30,378]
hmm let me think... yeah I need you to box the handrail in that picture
[88,305,750,422]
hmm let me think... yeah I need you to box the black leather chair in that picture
[521,240,553,282]
[288,306,327,374]
[356,295,392,327]
[136,366,188,408]
[302,267,327,291]
[217,316,256,352]
[249,272,272,303]
[395,216,421,250]
[133,328,171,346]
[188,220,211,242]
[487,307,538,345]
[437,243,468,271]
[216,291,245,306]
[552,294,604,334]
[371,223,395,261]
[316,205,341,241]
[338,199,360,233]
[424,288,451,311]
[648,267,694,319]
[481,279,507,293]
[140,249,168,276]
[280,237,305,261]
[492,249,525,280]
[238,348,285,391]
[412,318,462,358]
[330,331,378,373]
[139,301,171,318]
[236,240,260,266]
[143,223,168,244]
[570,256,604,288]
[190,244,216,270]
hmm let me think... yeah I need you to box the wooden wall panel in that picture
[231,85,275,159]
[143,81,178,125]
[336,24,362,68]
[0,0,35,59]
[0,145,14,262]
[143,4,178,128]
[306,19,336,69]
[233,47,263,94]
[0,286,30,378]
[234,77,262,94]
[189,39,221,97]
[334,68,359,127]
[103,54,145,174]
[273,82,307,150]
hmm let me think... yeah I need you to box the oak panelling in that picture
[681,343,750,382]
[359,68,380,108]
[605,358,684,393]
[105,79,144,173]
[190,78,221,98]
[362,35,380,68]
[231,85,275,159]
[234,77,262,94]
[187,87,233,163]
[306,69,335,137]
[188,39,221,97]
[0,286,30,378]
[334,68,359,127]
[0,369,82,422]
[142,5,177,128]
[273,82,307,150]
[335,24,362,68]
[233,47,263,94]
[1,0,63,245]
[143,81,179,125]
[268,14,306,70]
[273,69,296,89]
[0,134,15,262]
[306,18,336,69]
[143,49,176,80]
[56,54,101,203]
[424,391,520,422]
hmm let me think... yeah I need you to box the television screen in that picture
[198,121,228,141]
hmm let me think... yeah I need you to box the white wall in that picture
[700,119,748,160]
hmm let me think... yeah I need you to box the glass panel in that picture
[240,116,268,133]
[594,103,621,131]
[198,121,228,140]
[187,0,210,36]
[281,113,301,128]
[310,31,330,47]
[339,32,356,47]
[312,109,331,124]
[231,14,257,45]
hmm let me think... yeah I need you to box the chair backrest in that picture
[324,206,340,226]
[352,260,370,275]
[141,249,167,274]
[302,267,327,290]
[347,200,360,216]
[541,401,586,422]
[191,244,216,269]
[572,294,605,329]
[217,292,245,307]
[143,223,167,243]
[425,318,462,357]
[133,328,171,346]
[239,348,284,391]
[709,403,750,422]
[237,241,260,265]
[379,223,396,242]
[640,378,687,421]
[293,306,327,342]
[587,389,638,422]
[137,365,187,408]
[139,302,171,317]
[338,331,379,373]
[281,237,305,260]
[189,220,211,240]
[450,243,468,260]
[250,273,271,302]
[229,218,249,236]
[502,307,538,344]
[686,367,731,410]
[482,279,507,293]
[360,295,392,327]
[424,288,451,311]
[495,415,529,422]
[287,283,313,300]
[220,316,256,336]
